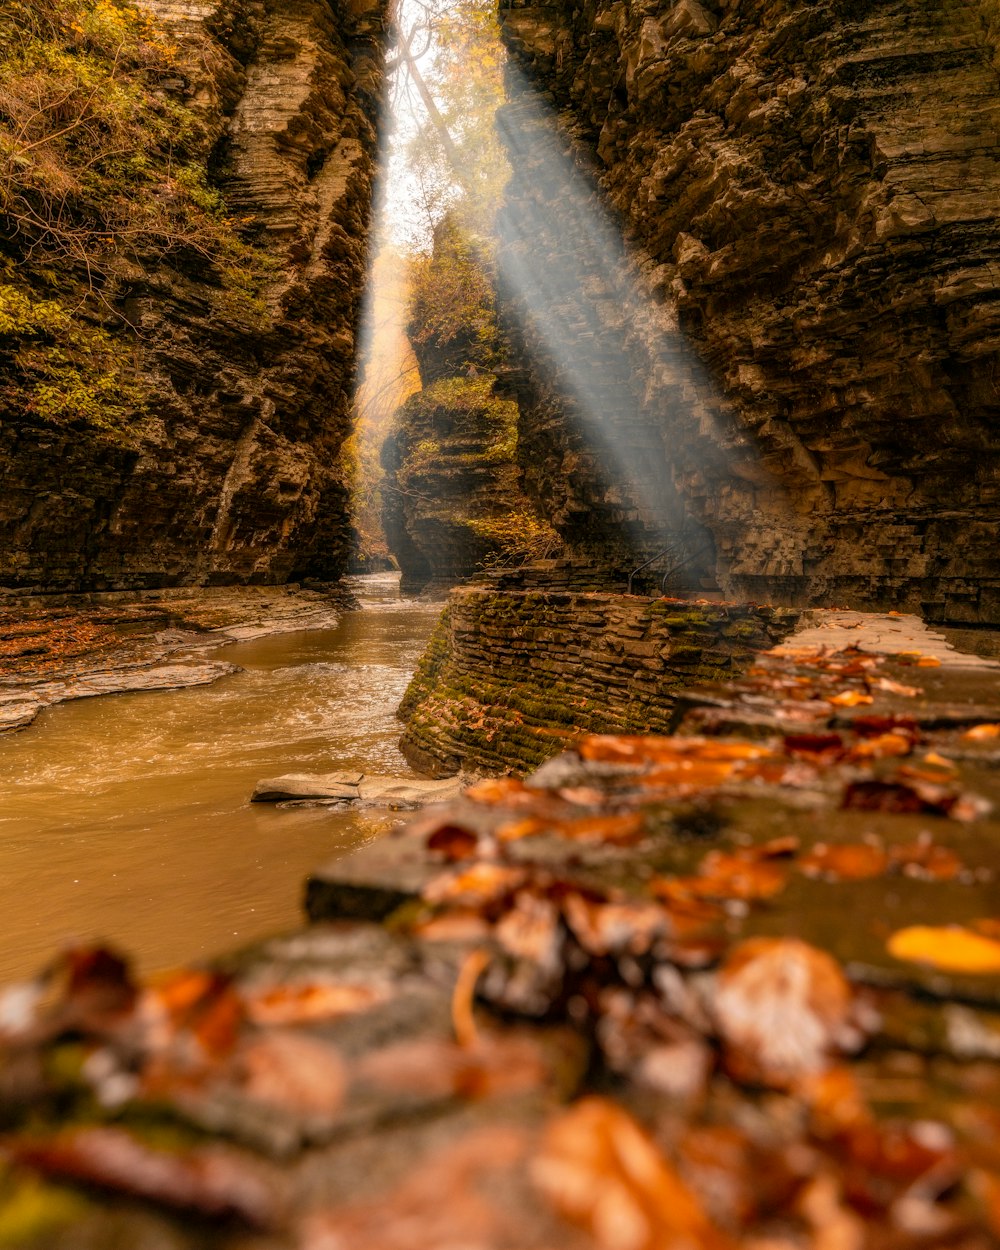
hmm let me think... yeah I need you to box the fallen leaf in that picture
[423,862,527,907]
[798,842,889,882]
[888,837,962,881]
[237,1031,346,1119]
[714,939,860,1086]
[872,677,922,697]
[964,723,1000,742]
[829,691,874,708]
[3,1127,280,1227]
[412,909,491,942]
[783,733,845,762]
[887,926,1000,974]
[243,981,386,1026]
[561,894,670,957]
[917,656,942,668]
[798,1065,871,1135]
[426,824,479,861]
[494,891,562,966]
[143,969,244,1063]
[532,1097,733,1250]
[846,732,913,761]
[842,778,985,820]
[689,850,788,901]
[464,776,531,804]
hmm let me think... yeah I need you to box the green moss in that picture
[0,0,274,438]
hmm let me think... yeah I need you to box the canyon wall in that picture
[0,0,388,592]
[380,216,557,594]
[497,0,1000,621]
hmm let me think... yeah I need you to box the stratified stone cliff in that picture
[0,0,388,592]
[380,217,556,594]
[497,0,1000,621]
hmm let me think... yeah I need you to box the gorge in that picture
[2,0,1000,1245]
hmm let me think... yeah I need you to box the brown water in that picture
[0,574,442,983]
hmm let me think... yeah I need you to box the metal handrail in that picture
[626,543,682,596]
[627,539,712,596]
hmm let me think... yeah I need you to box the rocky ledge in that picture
[0,584,349,732]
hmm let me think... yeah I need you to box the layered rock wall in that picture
[0,0,388,592]
[398,585,797,775]
[380,216,556,594]
[497,0,1000,621]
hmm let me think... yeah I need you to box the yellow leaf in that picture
[829,690,874,707]
[887,925,1000,974]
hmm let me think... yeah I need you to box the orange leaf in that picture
[964,723,1000,742]
[846,732,912,761]
[532,1097,733,1250]
[691,850,788,901]
[423,862,526,907]
[888,838,962,881]
[243,981,386,1026]
[887,925,1000,974]
[829,690,874,708]
[798,842,888,882]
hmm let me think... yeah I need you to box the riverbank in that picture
[1,607,999,1248]
[0,584,354,733]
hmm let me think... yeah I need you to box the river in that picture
[0,574,442,984]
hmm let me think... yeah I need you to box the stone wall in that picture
[496,0,1000,621]
[398,585,798,775]
[0,0,388,593]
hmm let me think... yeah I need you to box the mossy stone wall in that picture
[398,587,799,776]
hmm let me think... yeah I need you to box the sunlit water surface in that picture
[0,574,442,983]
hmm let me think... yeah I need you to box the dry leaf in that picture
[829,691,873,708]
[798,842,889,882]
[887,926,1000,974]
[846,732,912,761]
[714,939,859,1086]
[237,1031,346,1119]
[888,837,962,881]
[690,850,788,901]
[423,862,527,907]
[964,724,1000,742]
[243,981,386,1026]
[532,1097,732,1250]
[561,894,670,957]
[426,824,480,861]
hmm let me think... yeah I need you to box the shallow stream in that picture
[0,573,441,983]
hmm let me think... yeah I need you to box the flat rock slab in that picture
[0,661,240,731]
[779,610,1000,667]
[253,772,466,809]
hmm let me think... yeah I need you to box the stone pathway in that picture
[1,609,999,1248]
